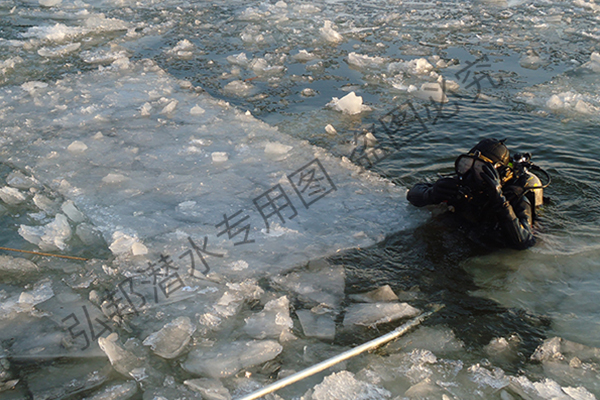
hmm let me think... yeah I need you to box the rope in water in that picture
[236,309,438,400]
[0,246,88,261]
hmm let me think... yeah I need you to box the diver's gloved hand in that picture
[480,163,506,205]
[431,177,461,203]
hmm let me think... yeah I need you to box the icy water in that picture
[1,0,600,399]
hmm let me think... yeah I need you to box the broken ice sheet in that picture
[296,309,336,340]
[143,316,196,359]
[343,302,420,328]
[244,295,293,340]
[184,378,231,400]
[182,340,283,379]
[272,259,345,309]
[308,370,391,400]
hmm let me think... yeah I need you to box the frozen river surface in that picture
[1,0,600,399]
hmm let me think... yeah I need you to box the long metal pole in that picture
[236,310,434,400]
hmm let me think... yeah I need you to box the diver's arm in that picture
[480,164,535,249]
[497,196,535,250]
[407,178,461,207]
[407,183,435,207]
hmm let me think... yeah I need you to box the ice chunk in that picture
[160,99,179,114]
[0,255,39,274]
[325,124,337,135]
[108,231,142,256]
[0,186,27,205]
[19,213,72,251]
[310,371,391,400]
[546,94,564,110]
[211,152,229,163]
[226,53,249,67]
[388,326,464,355]
[415,82,449,103]
[166,39,195,59]
[101,173,129,184]
[326,92,370,115]
[244,296,293,339]
[388,58,434,76]
[184,378,231,400]
[83,381,138,400]
[213,279,264,318]
[349,285,398,303]
[272,260,345,309]
[190,105,205,115]
[520,52,544,70]
[347,52,386,69]
[582,52,600,73]
[38,43,81,58]
[76,223,106,247]
[223,80,255,97]
[320,20,343,44]
[301,88,316,97]
[143,316,196,359]
[98,334,144,379]
[296,309,336,340]
[131,242,148,256]
[67,140,88,154]
[61,200,85,223]
[343,302,420,328]
[292,50,317,62]
[182,340,283,378]
[264,141,293,156]
[404,379,445,399]
[468,364,509,390]
[39,0,62,6]
[6,171,39,190]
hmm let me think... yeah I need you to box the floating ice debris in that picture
[61,200,85,223]
[272,260,345,309]
[546,94,564,111]
[415,82,449,103]
[226,52,249,67]
[38,43,81,58]
[582,52,600,73]
[19,213,72,251]
[310,371,391,400]
[301,88,316,97]
[244,296,293,340]
[264,141,293,156]
[184,378,232,400]
[21,81,48,93]
[223,80,255,97]
[190,105,206,115]
[143,316,196,359]
[347,52,386,69]
[320,20,343,44]
[213,279,264,318]
[131,242,148,256]
[76,223,105,247]
[39,0,62,6]
[468,363,510,390]
[6,171,39,190]
[507,375,597,400]
[211,152,229,163]
[520,51,544,70]
[98,334,145,379]
[326,92,371,115]
[292,50,317,62]
[296,309,336,340]
[182,340,283,379]
[349,285,398,303]
[388,326,464,355]
[325,124,337,135]
[0,186,27,205]
[166,39,195,59]
[531,336,600,363]
[0,255,39,274]
[67,140,88,154]
[83,380,138,400]
[160,99,179,114]
[343,302,420,328]
[101,173,128,184]
[109,231,142,256]
[388,58,434,76]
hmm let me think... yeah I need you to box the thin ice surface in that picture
[1,59,409,281]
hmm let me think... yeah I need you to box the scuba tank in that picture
[510,152,550,208]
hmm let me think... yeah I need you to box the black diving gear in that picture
[406,138,549,250]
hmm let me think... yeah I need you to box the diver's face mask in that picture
[455,151,511,187]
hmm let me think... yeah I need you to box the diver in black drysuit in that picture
[407,138,544,250]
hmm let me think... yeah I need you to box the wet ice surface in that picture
[1,0,600,398]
